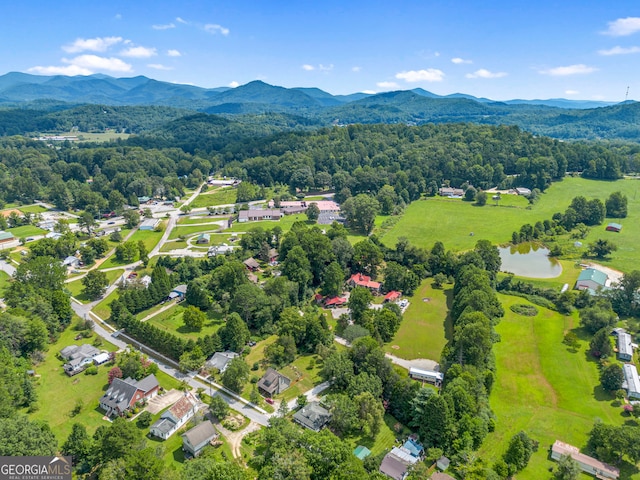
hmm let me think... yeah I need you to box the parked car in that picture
[265,398,274,405]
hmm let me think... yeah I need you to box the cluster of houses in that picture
[379,438,433,480]
[60,344,110,376]
[238,199,344,225]
[438,186,532,198]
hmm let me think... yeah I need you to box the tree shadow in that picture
[592,384,614,402]
[443,288,454,342]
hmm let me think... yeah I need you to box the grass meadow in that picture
[143,303,225,341]
[189,187,238,208]
[480,294,635,478]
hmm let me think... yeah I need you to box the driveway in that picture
[146,388,184,414]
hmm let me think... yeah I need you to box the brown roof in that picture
[379,453,409,480]
[243,257,260,269]
[169,393,196,420]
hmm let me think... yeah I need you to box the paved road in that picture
[0,259,16,277]
[335,336,439,372]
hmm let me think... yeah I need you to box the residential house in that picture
[348,273,382,293]
[436,456,451,471]
[150,392,198,440]
[60,344,101,376]
[384,291,402,302]
[205,351,238,374]
[0,231,15,249]
[63,256,82,268]
[38,219,57,231]
[606,223,622,232]
[238,209,282,223]
[196,233,210,244]
[409,367,444,386]
[575,268,609,291]
[45,232,64,240]
[168,285,188,301]
[623,363,640,400]
[617,332,634,361]
[293,401,331,432]
[379,447,419,480]
[551,440,619,479]
[257,368,291,397]
[243,257,260,271]
[208,244,237,256]
[182,420,218,458]
[438,187,465,197]
[99,374,160,417]
[268,248,279,263]
[140,218,160,230]
[92,352,110,366]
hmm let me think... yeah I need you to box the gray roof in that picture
[619,332,634,358]
[624,364,640,396]
[150,417,176,436]
[257,368,291,395]
[205,351,238,371]
[293,402,331,431]
[173,284,188,295]
[60,344,99,361]
[379,452,410,480]
[182,420,217,448]
[100,374,159,413]
[135,373,159,392]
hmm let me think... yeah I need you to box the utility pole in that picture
[626,86,630,101]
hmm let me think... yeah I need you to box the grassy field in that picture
[143,303,225,341]
[178,215,231,225]
[169,225,226,240]
[277,354,324,402]
[0,270,10,295]
[96,228,163,270]
[93,289,119,320]
[384,279,452,361]
[74,131,130,142]
[480,294,633,478]
[19,204,48,214]
[9,225,47,238]
[380,177,640,267]
[344,413,411,457]
[190,187,238,208]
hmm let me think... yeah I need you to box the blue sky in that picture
[3,0,640,101]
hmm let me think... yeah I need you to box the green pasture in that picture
[143,303,225,341]
[0,270,10,295]
[93,289,119,321]
[178,215,231,225]
[9,225,47,238]
[19,205,48,214]
[480,294,633,478]
[65,269,124,302]
[190,187,238,208]
[380,178,640,268]
[169,225,226,240]
[384,279,452,361]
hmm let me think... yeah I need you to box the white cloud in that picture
[395,69,445,82]
[318,64,333,71]
[598,45,640,55]
[176,17,188,24]
[63,55,133,72]
[565,90,579,95]
[538,64,597,76]
[451,57,472,64]
[63,36,123,53]
[114,14,122,20]
[229,81,240,88]
[167,49,182,57]
[147,64,173,71]
[466,68,507,79]
[352,66,361,72]
[377,81,400,89]
[204,24,230,35]
[120,46,157,58]
[153,23,175,30]
[602,17,640,36]
[28,64,93,76]
[302,64,315,71]
[362,90,376,94]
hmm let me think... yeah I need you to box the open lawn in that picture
[9,225,47,238]
[178,215,231,225]
[74,131,130,142]
[144,303,225,341]
[169,224,226,240]
[344,414,411,457]
[28,327,120,442]
[19,204,48,214]
[480,294,635,478]
[93,289,119,320]
[277,354,324,402]
[190,187,238,208]
[381,177,640,269]
[0,270,10,295]
[384,279,452,361]
[128,228,165,252]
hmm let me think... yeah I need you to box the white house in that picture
[617,332,634,362]
[623,363,640,400]
[551,440,619,479]
[150,392,198,440]
[409,367,444,386]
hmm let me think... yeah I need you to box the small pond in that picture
[498,243,562,278]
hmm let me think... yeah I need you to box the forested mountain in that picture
[0,72,638,141]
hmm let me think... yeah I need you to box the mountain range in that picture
[0,72,639,142]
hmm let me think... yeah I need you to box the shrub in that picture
[84,366,98,375]
[509,304,538,316]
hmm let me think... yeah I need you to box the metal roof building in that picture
[623,363,640,399]
[618,332,634,361]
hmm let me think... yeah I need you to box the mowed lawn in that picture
[144,302,225,341]
[384,279,452,361]
[189,187,238,208]
[65,269,124,301]
[480,294,632,478]
[381,177,640,263]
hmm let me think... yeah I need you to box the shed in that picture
[436,456,451,471]
[168,285,187,300]
[243,257,260,271]
[383,291,402,302]
[196,233,210,244]
[409,367,444,386]
[575,268,608,291]
[182,420,218,458]
[0,231,15,244]
[623,363,640,399]
[353,445,371,460]
[93,352,110,365]
[606,223,622,232]
[140,218,160,230]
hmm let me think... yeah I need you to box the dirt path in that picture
[584,261,624,284]
[216,420,262,460]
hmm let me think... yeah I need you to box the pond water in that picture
[498,243,562,278]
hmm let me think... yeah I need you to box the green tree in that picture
[115,241,139,263]
[179,346,205,372]
[348,287,373,325]
[589,328,613,358]
[182,459,249,480]
[355,391,384,437]
[219,313,250,352]
[341,194,380,234]
[82,270,109,300]
[606,191,628,218]
[78,211,97,234]
[183,305,206,331]
[329,394,359,436]
[282,245,312,300]
[352,240,383,277]
[601,363,624,391]
[580,306,617,334]
[123,210,141,229]
[136,411,153,428]
[222,357,249,393]
[554,453,580,480]
[588,239,618,259]
[377,185,397,215]
[503,431,538,475]
[209,395,229,420]
[13,256,66,291]
[306,202,320,222]
[321,261,345,297]
[62,423,92,466]
[0,415,58,456]
[475,191,487,206]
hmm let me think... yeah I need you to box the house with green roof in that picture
[0,231,15,249]
[575,268,608,291]
[354,445,371,460]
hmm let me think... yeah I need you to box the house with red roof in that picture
[384,291,402,302]
[348,273,381,293]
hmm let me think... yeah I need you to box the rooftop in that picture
[618,332,633,357]
[577,268,608,286]
[182,420,217,447]
[551,440,619,478]
[624,363,640,395]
